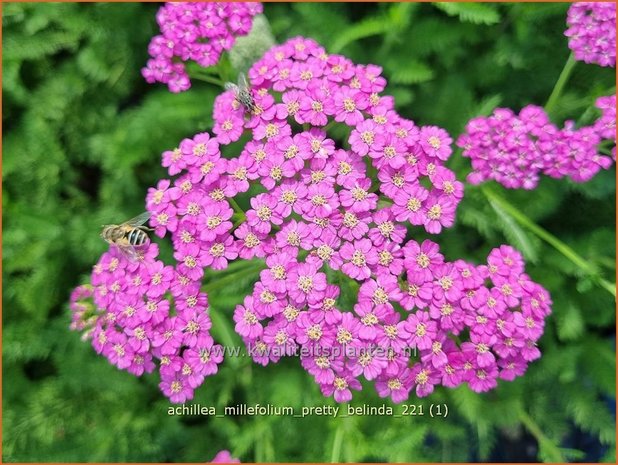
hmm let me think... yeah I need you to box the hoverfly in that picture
[225,72,257,114]
[100,212,152,261]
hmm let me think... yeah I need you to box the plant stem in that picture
[330,424,345,463]
[323,120,338,132]
[190,74,226,87]
[481,186,616,297]
[518,408,565,463]
[229,197,246,219]
[545,53,577,115]
[203,262,265,294]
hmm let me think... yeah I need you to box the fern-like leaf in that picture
[433,2,501,25]
[389,60,434,85]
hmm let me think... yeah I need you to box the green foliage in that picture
[433,2,501,25]
[3,2,615,463]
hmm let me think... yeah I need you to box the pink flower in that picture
[286,262,327,305]
[210,450,240,463]
[184,340,224,376]
[339,239,378,281]
[320,369,362,402]
[246,193,283,234]
[375,366,413,403]
[234,296,263,340]
[338,178,378,213]
[402,311,437,351]
[159,374,195,403]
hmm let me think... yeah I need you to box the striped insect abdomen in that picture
[127,228,148,247]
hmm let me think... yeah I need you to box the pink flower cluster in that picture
[69,243,224,403]
[593,94,617,146]
[142,2,262,92]
[210,451,240,463]
[458,101,616,189]
[565,2,616,67]
[72,36,552,405]
[238,241,551,401]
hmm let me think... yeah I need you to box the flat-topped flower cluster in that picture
[70,243,223,403]
[458,98,616,189]
[142,2,262,92]
[565,2,616,67]
[71,36,553,403]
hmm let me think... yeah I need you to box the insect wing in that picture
[123,212,151,228]
[116,244,140,262]
[238,72,250,91]
[224,82,239,92]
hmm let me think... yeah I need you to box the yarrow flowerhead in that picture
[69,243,224,402]
[142,2,263,92]
[565,2,616,67]
[457,102,616,189]
[72,36,552,405]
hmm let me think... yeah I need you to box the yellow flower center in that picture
[378,250,393,266]
[415,323,426,337]
[428,136,441,149]
[415,369,429,385]
[317,245,334,260]
[334,377,348,390]
[281,190,297,204]
[265,124,279,139]
[337,328,352,344]
[351,250,366,267]
[361,313,378,326]
[207,216,222,229]
[427,205,442,220]
[352,187,368,201]
[286,101,299,115]
[407,198,422,212]
[244,233,260,248]
[257,206,272,221]
[298,276,314,292]
[343,212,359,228]
[361,131,374,145]
[372,287,389,305]
[201,161,215,175]
[243,311,258,324]
[210,243,225,257]
[416,253,430,268]
[307,324,322,341]
[272,265,286,280]
[387,378,402,390]
[260,290,276,304]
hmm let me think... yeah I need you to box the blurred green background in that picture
[3,2,616,462]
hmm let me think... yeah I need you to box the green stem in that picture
[545,53,577,115]
[189,73,226,87]
[323,120,339,132]
[232,217,245,229]
[482,186,616,297]
[203,262,265,294]
[330,424,345,463]
[209,310,240,367]
[229,197,246,219]
[518,409,565,463]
